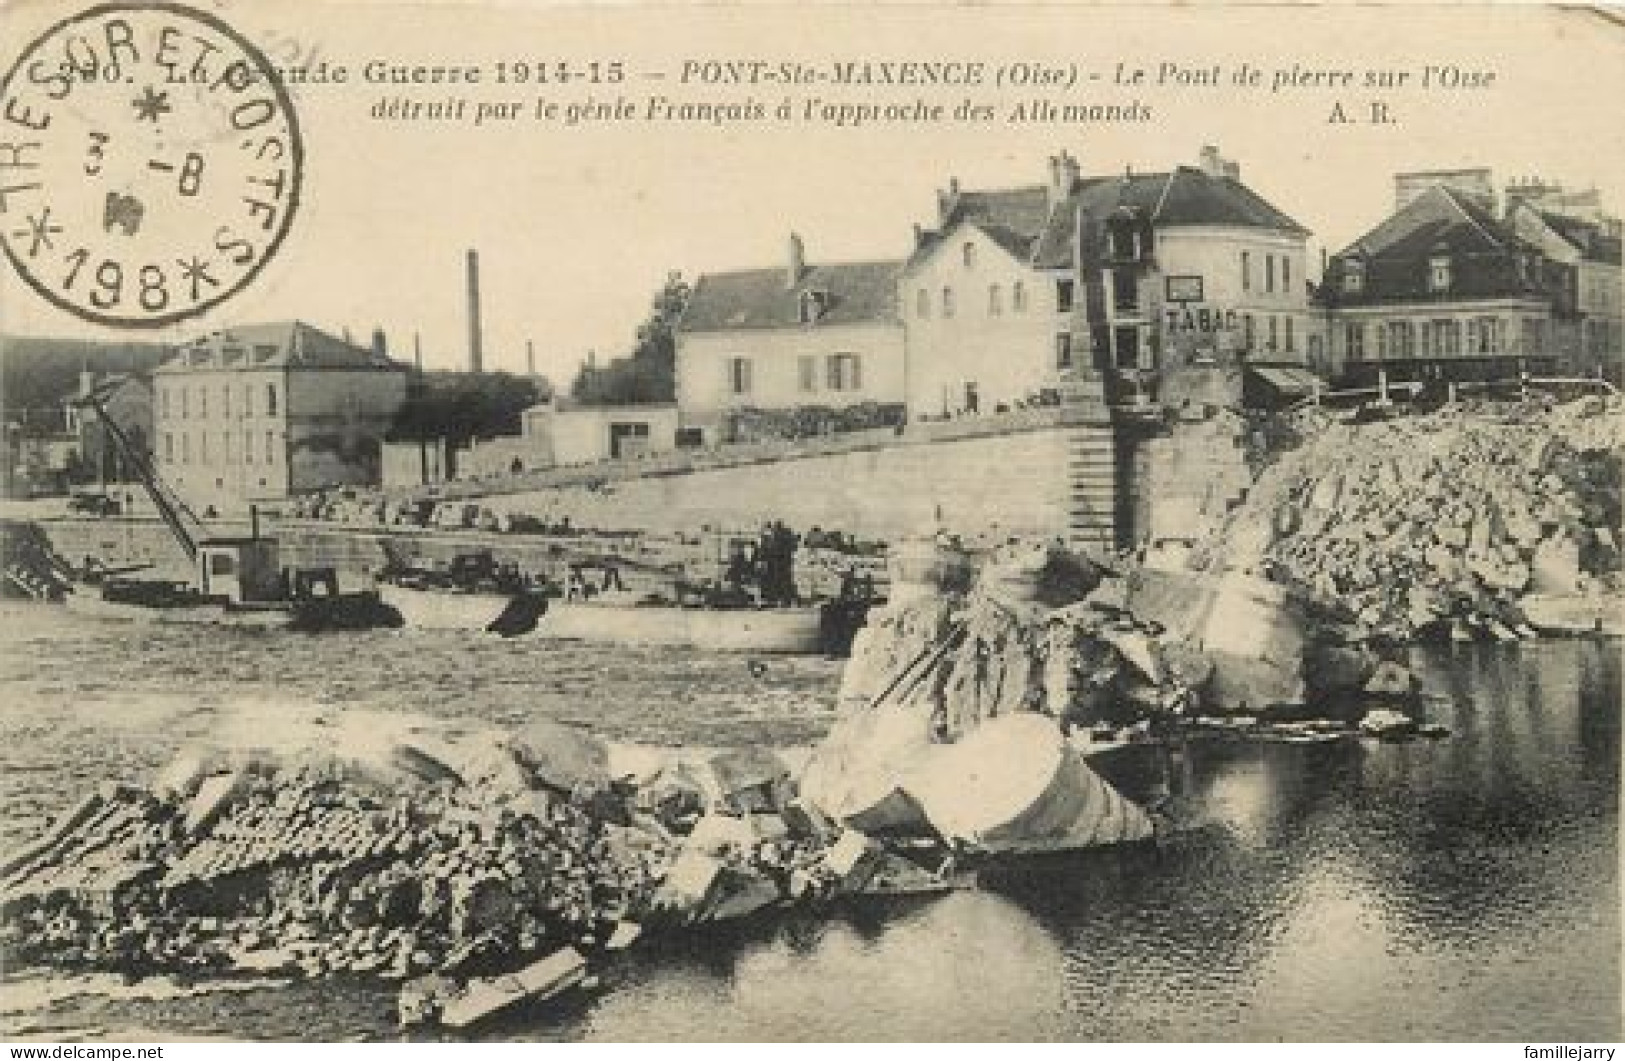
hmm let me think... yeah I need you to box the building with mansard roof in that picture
[1317,169,1618,386]
[153,321,409,514]
[900,146,1315,419]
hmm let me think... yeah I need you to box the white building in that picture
[522,399,681,465]
[901,147,1315,416]
[675,236,905,444]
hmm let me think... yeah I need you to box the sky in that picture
[3,1,1623,383]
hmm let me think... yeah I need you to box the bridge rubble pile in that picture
[1211,396,1623,640]
[1,548,1165,1033]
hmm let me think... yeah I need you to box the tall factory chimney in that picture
[526,339,536,378]
[466,249,484,374]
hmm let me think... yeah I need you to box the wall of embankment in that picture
[33,412,1249,583]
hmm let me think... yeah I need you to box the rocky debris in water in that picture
[838,537,1203,740]
[797,539,1177,846]
[1203,396,1623,640]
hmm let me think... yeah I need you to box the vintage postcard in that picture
[0,0,1621,1045]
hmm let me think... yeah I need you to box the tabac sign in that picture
[1164,305,1240,334]
[1161,276,1239,335]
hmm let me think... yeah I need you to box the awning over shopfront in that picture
[1247,365,1324,397]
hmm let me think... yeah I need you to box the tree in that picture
[570,272,691,405]
[389,371,549,448]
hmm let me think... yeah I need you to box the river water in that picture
[0,603,1618,1042]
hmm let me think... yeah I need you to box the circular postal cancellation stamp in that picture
[0,2,303,329]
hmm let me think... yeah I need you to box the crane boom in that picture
[76,390,203,562]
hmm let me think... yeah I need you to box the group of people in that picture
[722,520,800,606]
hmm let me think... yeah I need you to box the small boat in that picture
[534,598,827,654]
[61,580,295,630]
[61,579,402,632]
[376,581,519,632]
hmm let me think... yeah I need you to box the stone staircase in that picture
[1065,423,1119,555]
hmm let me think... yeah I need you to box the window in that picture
[1112,270,1138,313]
[942,286,955,318]
[222,385,230,419]
[243,384,253,417]
[265,430,276,464]
[1283,256,1292,293]
[1429,319,1460,355]
[727,357,752,395]
[244,429,254,464]
[988,284,1003,316]
[1285,316,1296,353]
[962,242,976,268]
[163,433,173,463]
[1056,279,1075,313]
[199,387,207,419]
[181,433,190,464]
[1110,223,1136,260]
[1265,255,1276,294]
[1522,318,1546,354]
[827,353,862,392]
[1268,315,1279,351]
[1055,333,1074,370]
[1428,254,1452,294]
[916,288,930,319]
[797,290,826,324]
[1473,316,1503,354]
[1241,251,1252,292]
[160,386,171,419]
[199,431,208,464]
[1343,258,1365,295]
[1114,326,1140,369]
[1243,313,1256,352]
[1386,321,1414,358]
[223,430,232,463]
[1346,322,1366,360]
[265,383,278,416]
[180,387,189,419]
[1377,323,1388,359]
[1012,281,1027,313]
[798,355,817,392]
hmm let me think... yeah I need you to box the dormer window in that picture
[1342,257,1365,295]
[1428,253,1452,294]
[797,289,828,324]
[1110,222,1135,261]
[962,242,976,268]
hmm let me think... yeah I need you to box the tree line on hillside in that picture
[0,337,173,432]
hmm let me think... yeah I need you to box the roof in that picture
[1319,185,1560,308]
[679,260,902,332]
[1536,210,1623,266]
[157,322,407,373]
[910,166,1309,274]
